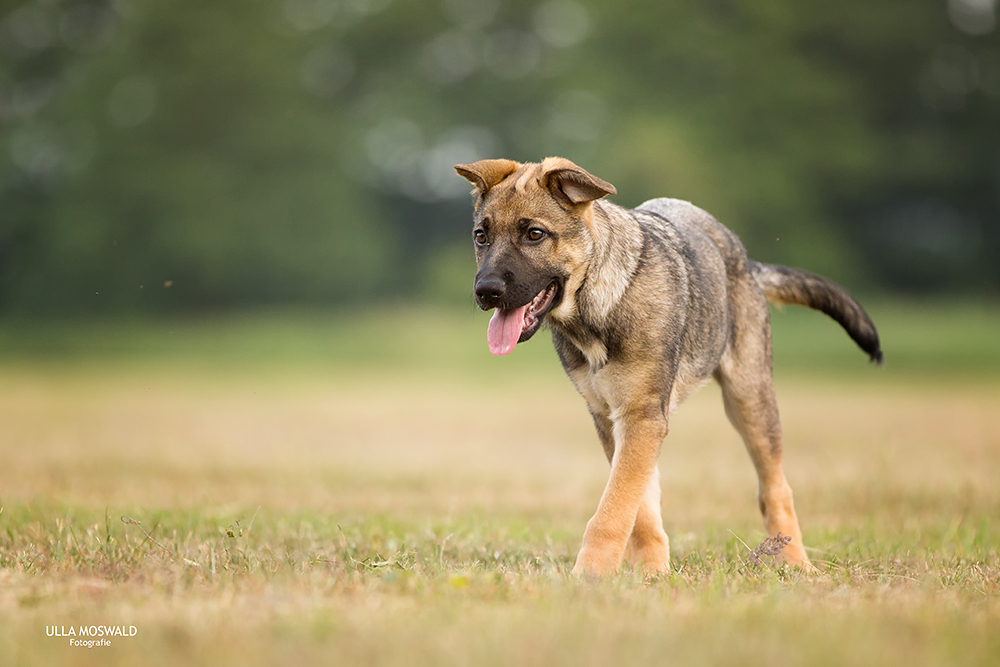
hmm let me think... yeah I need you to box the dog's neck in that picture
[548,200,644,367]
[581,200,644,321]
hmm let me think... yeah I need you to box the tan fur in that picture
[455,157,881,577]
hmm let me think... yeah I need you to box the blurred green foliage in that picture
[1,301,998,382]
[1,0,998,315]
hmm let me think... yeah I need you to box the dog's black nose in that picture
[474,275,506,308]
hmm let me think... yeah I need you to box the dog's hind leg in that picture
[714,292,813,569]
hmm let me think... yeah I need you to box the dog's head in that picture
[454,157,616,355]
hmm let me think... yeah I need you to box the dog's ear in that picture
[454,159,521,195]
[540,157,616,207]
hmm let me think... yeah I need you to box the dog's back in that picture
[633,197,882,366]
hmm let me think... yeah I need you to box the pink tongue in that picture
[487,306,527,356]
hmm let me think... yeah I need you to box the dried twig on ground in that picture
[121,515,174,557]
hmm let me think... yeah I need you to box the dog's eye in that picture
[474,229,488,246]
[526,228,546,242]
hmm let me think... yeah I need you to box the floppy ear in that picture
[454,159,521,195]
[540,157,616,207]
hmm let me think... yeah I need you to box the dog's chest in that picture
[564,358,649,423]
[560,329,608,369]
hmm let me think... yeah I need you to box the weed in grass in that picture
[120,516,173,558]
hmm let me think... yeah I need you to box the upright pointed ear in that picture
[540,157,616,207]
[454,159,521,195]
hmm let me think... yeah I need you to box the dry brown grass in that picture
[1,307,999,666]
[5,366,997,515]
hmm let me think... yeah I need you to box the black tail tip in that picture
[869,348,884,367]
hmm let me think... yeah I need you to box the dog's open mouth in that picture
[486,281,560,356]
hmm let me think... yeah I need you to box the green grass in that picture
[769,298,1000,379]
[1,300,999,666]
[3,502,999,666]
[1,297,998,378]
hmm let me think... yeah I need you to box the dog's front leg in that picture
[573,398,667,577]
[589,411,671,576]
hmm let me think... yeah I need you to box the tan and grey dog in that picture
[454,157,882,577]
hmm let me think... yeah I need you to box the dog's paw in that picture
[777,542,817,573]
[626,534,670,577]
[571,543,625,577]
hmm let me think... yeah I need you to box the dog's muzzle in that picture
[481,280,562,356]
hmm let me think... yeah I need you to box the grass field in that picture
[1,301,999,666]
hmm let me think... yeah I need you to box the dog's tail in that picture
[751,262,883,365]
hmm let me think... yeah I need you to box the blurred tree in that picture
[587,0,999,290]
[1,0,394,314]
[0,0,997,316]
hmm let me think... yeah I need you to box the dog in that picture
[454,157,882,576]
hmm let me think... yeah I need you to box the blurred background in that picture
[1,0,998,319]
[2,8,999,664]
